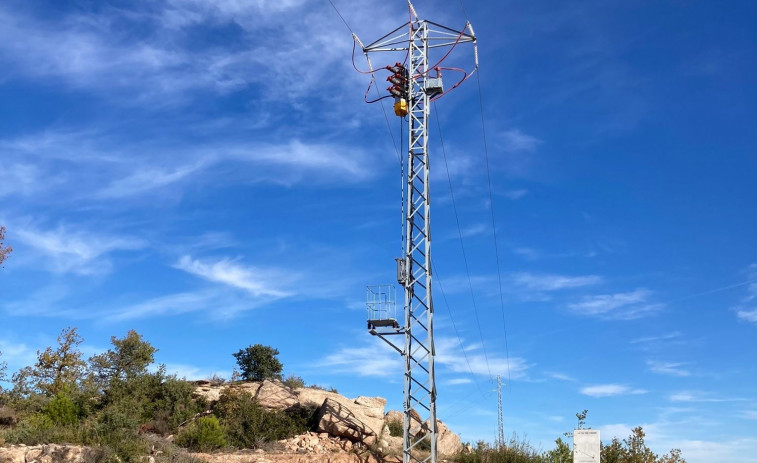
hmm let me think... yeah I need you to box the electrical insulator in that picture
[387,62,405,74]
[386,62,409,117]
[388,86,404,98]
[387,75,404,86]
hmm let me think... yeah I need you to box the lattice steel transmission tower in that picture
[359,3,477,463]
[496,375,505,449]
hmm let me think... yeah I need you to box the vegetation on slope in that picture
[0,327,314,462]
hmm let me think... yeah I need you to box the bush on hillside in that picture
[282,375,305,390]
[44,390,80,425]
[176,415,228,451]
[454,435,544,463]
[232,344,283,381]
[212,388,310,449]
[387,418,402,437]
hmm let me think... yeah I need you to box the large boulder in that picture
[256,380,298,409]
[315,396,386,446]
[296,386,343,409]
[384,410,403,424]
[192,380,226,403]
[0,445,90,463]
[383,410,462,456]
[193,380,298,410]
[436,419,462,456]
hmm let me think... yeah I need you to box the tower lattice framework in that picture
[361,5,476,463]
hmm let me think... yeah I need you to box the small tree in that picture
[599,427,687,463]
[233,344,283,381]
[624,426,658,463]
[576,409,589,429]
[0,226,12,268]
[89,330,157,387]
[15,327,86,396]
[544,437,573,463]
[601,437,624,463]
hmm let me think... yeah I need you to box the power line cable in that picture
[432,259,486,399]
[326,0,354,35]
[433,103,493,379]
[456,0,470,21]
[455,0,513,391]
[475,70,513,390]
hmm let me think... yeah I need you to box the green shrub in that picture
[106,369,203,435]
[84,401,148,462]
[387,419,402,437]
[0,405,17,426]
[3,412,54,444]
[454,435,545,463]
[176,416,228,451]
[282,375,305,390]
[214,388,308,449]
[309,384,338,393]
[44,391,80,425]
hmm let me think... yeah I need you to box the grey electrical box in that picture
[424,77,443,98]
[395,257,407,285]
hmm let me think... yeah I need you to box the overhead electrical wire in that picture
[476,73,512,390]
[327,0,354,35]
[432,259,487,399]
[455,0,514,390]
[433,103,493,379]
[475,56,513,391]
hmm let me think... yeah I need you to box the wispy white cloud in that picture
[669,390,746,403]
[106,289,273,322]
[174,255,293,298]
[513,247,540,260]
[503,189,528,200]
[161,363,232,382]
[630,331,682,345]
[0,338,37,376]
[0,164,41,198]
[647,360,691,377]
[737,309,757,323]
[445,378,473,385]
[0,0,398,106]
[546,372,577,382]
[435,337,530,380]
[319,335,530,382]
[511,272,601,291]
[499,129,542,153]
[732,264,757,325]
[580,384,647,398]
[662,437,757,463]
[13,222,145,275]
[568,288,662,320]
[98,159,211,199]
[318,342,402,378]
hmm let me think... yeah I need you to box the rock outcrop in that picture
[315,397,386,446]
[0,444,91,463]
[381,410,463,456]
[191,381,461,453]
[193,381,388,446]
[436,419,462,456]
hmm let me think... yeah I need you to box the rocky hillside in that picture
[0,380,463,463]
[192,379,462,456]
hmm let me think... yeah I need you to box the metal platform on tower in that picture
[366,285,402,332]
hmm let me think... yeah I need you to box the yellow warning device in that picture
[394,98,408,117]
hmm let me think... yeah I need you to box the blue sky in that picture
[1,0,756,461]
